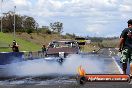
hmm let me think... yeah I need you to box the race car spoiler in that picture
[77,66,131,84]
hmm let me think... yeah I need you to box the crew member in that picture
[118,19,132,75]
[42,44,46,56]
[10,40,19,52]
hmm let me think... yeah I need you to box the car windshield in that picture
[49,41,77,48]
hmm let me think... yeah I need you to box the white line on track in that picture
[112,57,123,74]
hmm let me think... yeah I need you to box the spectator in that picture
[9,40,19,52]
[42,44,46,56]
[118,19,132,76]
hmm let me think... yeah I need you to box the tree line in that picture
[1,11,117,41]
[0,11,38,33]
[0,11,63,34]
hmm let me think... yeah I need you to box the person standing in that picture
[118,19,132,75]
[42,44,46,56]
[9,40,19,52]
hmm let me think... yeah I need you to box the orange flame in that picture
[78,66,86,76]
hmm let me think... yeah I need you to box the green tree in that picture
[0,11,38,32]
[50,22,63,34]
[23,16,36,30]
[2,11,14,32]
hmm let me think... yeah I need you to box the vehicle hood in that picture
[46,47,78,54]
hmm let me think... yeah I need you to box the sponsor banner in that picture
[85,74,129,82]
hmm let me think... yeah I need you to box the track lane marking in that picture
[112,57,123,74]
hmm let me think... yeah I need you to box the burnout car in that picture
[46,40,80,58]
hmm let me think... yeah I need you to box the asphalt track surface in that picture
[0,82,132,88]
[0,48,132,88]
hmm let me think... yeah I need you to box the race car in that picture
[46,40,80,58]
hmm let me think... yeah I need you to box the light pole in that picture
[1,0,3,32]
[13,6,16,40]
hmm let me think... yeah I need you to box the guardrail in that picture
[0,51,46,65]
[0,42,9,48]
[23,51,46,59]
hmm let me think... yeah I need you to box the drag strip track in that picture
[0,48,132,88]
[112,57,123,74]
[0,82,132,88]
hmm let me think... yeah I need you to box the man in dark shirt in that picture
[42,44,47,56]
[118,19,132,75]
[10,40,19,52]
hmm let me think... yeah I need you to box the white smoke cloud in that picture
[0,54,106,77]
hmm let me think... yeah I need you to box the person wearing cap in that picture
[10,40,19,52]
[118,19,132,76]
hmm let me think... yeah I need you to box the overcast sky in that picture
[1,0,132,37]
